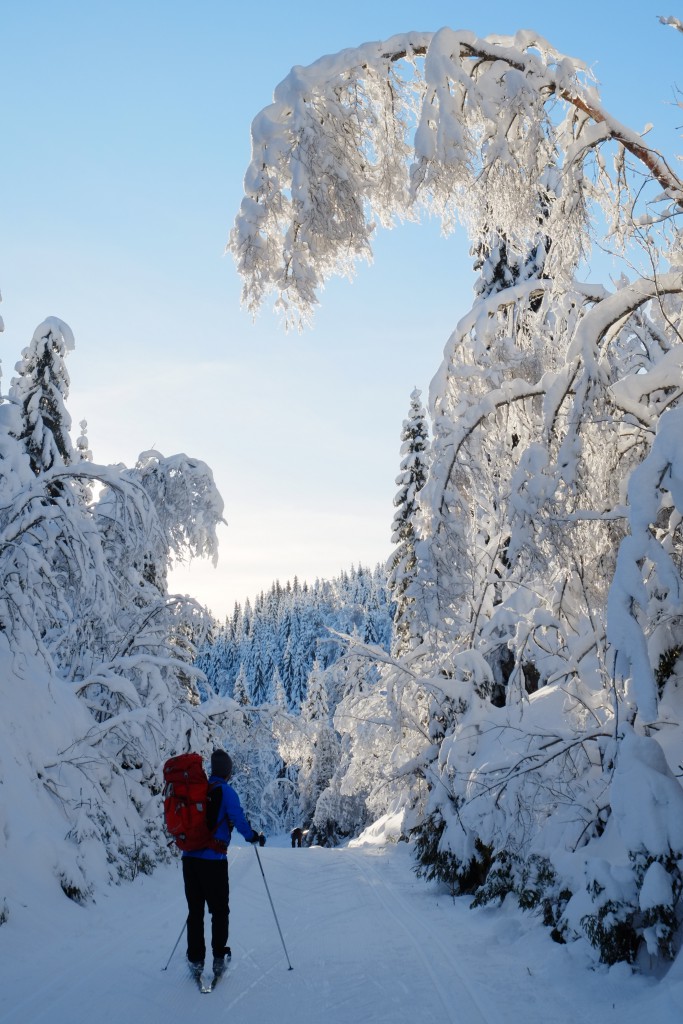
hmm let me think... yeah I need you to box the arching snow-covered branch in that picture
[231,28,683,326]
[566,271,683,368]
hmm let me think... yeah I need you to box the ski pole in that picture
[162,918,187,971]
[253,845,294,970]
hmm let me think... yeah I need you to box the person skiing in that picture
[182,749,265,986]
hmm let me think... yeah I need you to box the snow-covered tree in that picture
[233,664,250,707]
[271,665,288,710]
[231,26,683,965]
[10,317,75,475]
[297,660,340,838]
[0,314,226,907]
[301,658,329,723]
[387,387,430,655]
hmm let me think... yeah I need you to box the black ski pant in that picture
[182,855,229,964]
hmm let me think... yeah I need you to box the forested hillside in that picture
[196,565,392,708]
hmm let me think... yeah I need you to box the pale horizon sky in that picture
[3,1,681,620]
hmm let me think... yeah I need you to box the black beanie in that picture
[211,749,232,779]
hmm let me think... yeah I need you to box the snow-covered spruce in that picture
[387,388,430,657]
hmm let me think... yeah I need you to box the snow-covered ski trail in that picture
[2,837,682,1024]
[350,846,485,1024]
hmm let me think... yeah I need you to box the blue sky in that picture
[2,1,681,619]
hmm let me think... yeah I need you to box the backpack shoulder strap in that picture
[206,782,223,832]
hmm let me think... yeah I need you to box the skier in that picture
[182,749,265,987]
[290,827,304,848]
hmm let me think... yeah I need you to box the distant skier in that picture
[290,827,305,848]
[182,749,265,987]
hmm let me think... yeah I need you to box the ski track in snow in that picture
[2,838,683,1024]
[349,849,480,1024]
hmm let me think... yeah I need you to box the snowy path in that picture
[2,837,683,1024]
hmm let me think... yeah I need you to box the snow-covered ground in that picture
[2,834,682,1024]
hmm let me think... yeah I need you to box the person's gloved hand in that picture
[249,831,266,846]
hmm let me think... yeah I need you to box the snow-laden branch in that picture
[427,370,553,519]
[610,345,683,425]
[567,272,683,368]
[327,627,421,680]
[231,27,683,326]
[464,729,610,800]
[659,15,683,34]
[608,406,683,723]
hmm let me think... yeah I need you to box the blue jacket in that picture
[182,775,256,860]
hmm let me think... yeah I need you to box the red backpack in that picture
[163,753,227,853]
